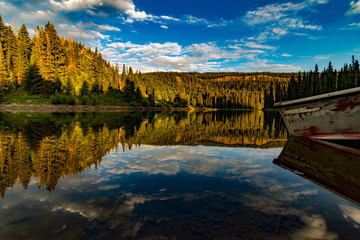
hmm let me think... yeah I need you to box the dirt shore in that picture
[0,103,190,113]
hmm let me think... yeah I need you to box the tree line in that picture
[0,14,359,109]
[284,57,360,101]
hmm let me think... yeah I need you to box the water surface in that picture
[0,111,359,239]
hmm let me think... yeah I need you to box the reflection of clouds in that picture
[103,145,281,178]
[1,143,359,239]
[52,204,98,219]
[340,204,360,228]
[98,184,121,191]
[292,215,338,240]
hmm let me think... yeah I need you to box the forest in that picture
[0,14,359,109]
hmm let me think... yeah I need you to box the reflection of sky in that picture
[1,144,359,239]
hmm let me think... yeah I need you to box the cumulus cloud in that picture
[49,0,178,24]
[0,1,19,15]
[105,39,294,72]
[19,10,55,21]
[58,23,109,40]
[347,1,360,15]
[49,0,134,12]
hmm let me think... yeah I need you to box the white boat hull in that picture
[275,88,360,139]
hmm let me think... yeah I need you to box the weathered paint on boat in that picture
[274,87,360,139]
[274,137,360,206]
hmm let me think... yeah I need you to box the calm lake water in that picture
[0,110,359,239]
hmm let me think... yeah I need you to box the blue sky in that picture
[1,0,360,72]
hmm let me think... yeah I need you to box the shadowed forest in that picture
[0,111,287,197]
[0,15,359,109]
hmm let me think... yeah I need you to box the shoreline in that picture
[0,103,193,113]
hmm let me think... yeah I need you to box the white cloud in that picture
[120,42,182,58]
[308,0,328,3]
[49,0,179,24]
[292,215,338,240]
[281,17,322,30]
[314,54,332,60]
[58,23,109,40]
[243,2,304,25]
[339,204,360,228]
[184,15,209,25]
[160,15,180,21]
[20,10,55,21]
[347,1,360,15]
[0,1,19,15]
[243,0,326,40]
[160,25,168,29]
[150,55,212,71]
[244,42,276,50]
[97,24,121,31]
[237,59,300,72]
[49,0,134,12]
[105,40,290,72]
[350,23,360,27]
[182,15,231,28]
[281,53,292,57]
[124,8,155,21]
[107,42,127,49]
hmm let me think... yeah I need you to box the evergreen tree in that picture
[354,59,359,87]
[3,25,16,78]
[15,24,32,86]
[0,84,3,103]
[0,43,7,87]
[45,22,66,81]
[0,15,5,38]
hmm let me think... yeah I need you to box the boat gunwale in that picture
[273,86,360,108]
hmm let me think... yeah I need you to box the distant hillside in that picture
[134,72,291,109]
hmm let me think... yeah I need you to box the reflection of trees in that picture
[0,124,126,197]
[132,111,287,148]
[0,111,287,197]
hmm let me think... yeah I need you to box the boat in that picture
[274,137,360,206]
[274,87,360,139]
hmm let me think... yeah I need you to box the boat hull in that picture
[277,93,360,139]
[274,137,360,206]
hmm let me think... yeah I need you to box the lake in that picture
[0,110,359,239]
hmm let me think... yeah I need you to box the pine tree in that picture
[15,24,31,85]
[354,59,359,87]
[0,14,5,42]
[121,64,126,90]
[45,22,66,81]
[0,84,4,103]
[3,25,16,82]
[0,43,7,86]
[32,26,46,71]
[43,32,55,81]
